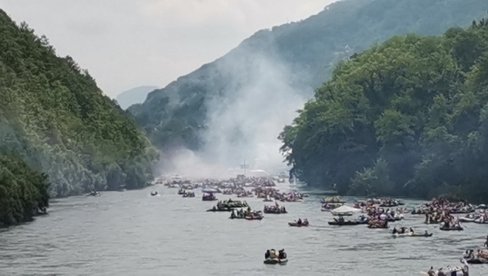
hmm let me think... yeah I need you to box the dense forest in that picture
[0,155,49,227]
[130,0,488,153]
[0,8,157,226]
[280,19,488,202]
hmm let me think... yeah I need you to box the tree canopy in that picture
[280,19,488,202]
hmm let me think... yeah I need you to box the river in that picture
[1,182,488,275]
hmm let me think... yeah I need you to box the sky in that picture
[0,0,336,98]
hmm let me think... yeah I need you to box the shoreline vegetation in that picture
[0,155,49,227]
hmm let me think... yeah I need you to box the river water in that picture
[1,183,488,275]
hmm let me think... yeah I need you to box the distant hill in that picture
[130,0,488,171]
[116,85,158,109]
[0,9,157,199]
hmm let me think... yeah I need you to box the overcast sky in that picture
[0,0,336,98]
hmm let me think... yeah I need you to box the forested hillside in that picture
[130,0,488,156]
[280,19,488,202]
[0,10,157,202]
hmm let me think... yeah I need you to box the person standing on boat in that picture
[484,235,488,247]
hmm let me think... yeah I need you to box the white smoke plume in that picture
[157,49,313,179]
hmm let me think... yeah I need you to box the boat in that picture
[150,191,158,196]
[474,218,488,224]
[264,249,287,264]
[463,249,488,264]
[263,258,288,264]
[202,192,217,201]
[245,211,264,220]
[245,214,263,220]
[392,232,433,238]
[87,191,101,197]
[328,220,360,226]
[440,225,463,231]
[288,220,309,227]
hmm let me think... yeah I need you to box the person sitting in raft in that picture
[338,216,345,223]
[265,250,270,259]
[297,218,302,225]
[427,266,435,276]
[303,218,308,225]
[278,249,287,259]
[409,227,414,234]
[270,249,277,258]
[392,227,398,234]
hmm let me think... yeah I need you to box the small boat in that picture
[202,192,217,201]
[392,232,433,238]
[474,218,488,224]
[288,220,309,227]
[87,191,101,197]
[182,191,195,198]
[245,215,263,220]
[440,225,463,231]
[466,258,488,264]
[264,258,288,265]
[411,233,433,237]
[264,249,288,265]
[245,211,264,220]
[328,220,360,226]
[463,249,488,264]
[150,191,159,196]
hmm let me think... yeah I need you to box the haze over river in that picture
[1,183,488,275]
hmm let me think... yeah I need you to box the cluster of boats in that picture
[157,175,488,271]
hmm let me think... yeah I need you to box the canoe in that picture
[263,258,288,265]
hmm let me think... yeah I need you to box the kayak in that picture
[264,258,288,265]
